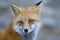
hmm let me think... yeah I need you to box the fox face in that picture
[11,4,42,35]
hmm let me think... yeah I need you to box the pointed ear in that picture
[35,1,42,6]
[10,4,20,16]
[31,0,42,12]
[32,1,42,12]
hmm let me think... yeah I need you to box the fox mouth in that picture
[20,31,34,39]
[23,30,33,34]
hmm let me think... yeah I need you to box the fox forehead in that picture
[19,6,39,13]
[15,14,40,22]
[14,7,40,22]
[14,6,39,15]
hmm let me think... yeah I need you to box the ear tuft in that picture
[35,1,42,6]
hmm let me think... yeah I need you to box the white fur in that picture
[13,22,42,40]
[33,23,42,40]
[13,25,23,35]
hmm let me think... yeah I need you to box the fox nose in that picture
[24,29,28,33]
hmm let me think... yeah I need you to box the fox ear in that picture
[35,1,42,6]
[11,4,20,16]
[31,1,42,12]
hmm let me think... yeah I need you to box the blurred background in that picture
[0,0,60,40]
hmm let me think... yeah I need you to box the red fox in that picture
[0,1,42,40]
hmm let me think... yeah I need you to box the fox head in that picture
[10,2,42,35]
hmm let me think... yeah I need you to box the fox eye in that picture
[17,21,24,26]
[29,19,35,25]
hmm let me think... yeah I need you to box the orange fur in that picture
[0,22,22,40]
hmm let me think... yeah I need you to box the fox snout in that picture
[24,29,28,33]
[23,27,32,34]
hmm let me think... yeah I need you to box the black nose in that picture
[24,29,28,32]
